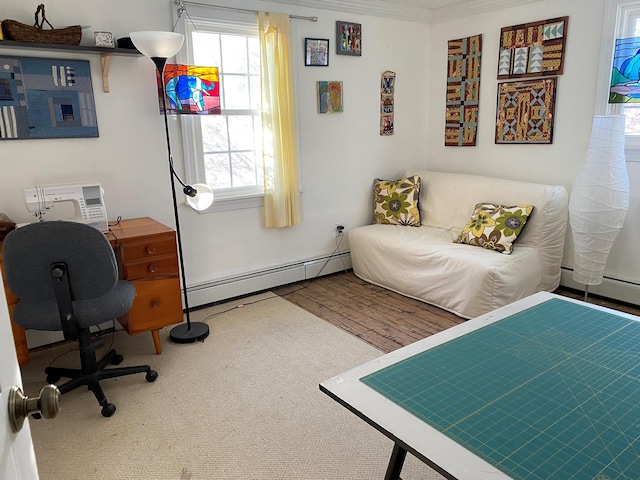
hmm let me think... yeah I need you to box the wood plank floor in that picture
[273,270,640,354]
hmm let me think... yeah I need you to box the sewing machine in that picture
[23,182,109,232]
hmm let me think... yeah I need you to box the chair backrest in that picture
[2,221,118,303]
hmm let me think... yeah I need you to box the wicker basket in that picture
[1,4,81,45]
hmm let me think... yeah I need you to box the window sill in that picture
[193,193,264,213]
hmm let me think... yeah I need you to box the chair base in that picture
[45,343,157,417]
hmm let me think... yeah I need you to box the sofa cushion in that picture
[373,175,421,226]
[454,203,534,254]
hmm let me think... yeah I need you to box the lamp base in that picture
[169,322,210,343]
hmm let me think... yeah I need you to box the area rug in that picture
[20,293,444,480]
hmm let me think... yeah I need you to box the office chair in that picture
[2,221,158,417]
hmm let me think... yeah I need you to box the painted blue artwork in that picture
[610,37,640,103]
[0,56,98,139]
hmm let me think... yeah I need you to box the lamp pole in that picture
[153,56,209,344]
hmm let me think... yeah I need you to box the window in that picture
[602,0,640,159]
[180,16,265,209]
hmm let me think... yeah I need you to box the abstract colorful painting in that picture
[495,77,557,144]
[610,37,640,103]
[317,81,343,114]
[445,34,482,146]
[336,21,361,56]
[0,56,98,140]
[157,64,220,115]
[380,70,395,136]
[497,17,568,79]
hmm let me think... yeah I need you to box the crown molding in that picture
[265,0,543,24]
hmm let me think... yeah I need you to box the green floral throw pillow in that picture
[454,203,534,254]
[373,176,421,226]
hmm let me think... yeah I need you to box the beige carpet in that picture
[20,293,445,480]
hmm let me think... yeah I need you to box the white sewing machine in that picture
[23,182,109,232]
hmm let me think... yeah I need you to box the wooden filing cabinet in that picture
[107,217,183,354]
[3,217,184,363]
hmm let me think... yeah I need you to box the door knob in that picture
[8,384,61,433]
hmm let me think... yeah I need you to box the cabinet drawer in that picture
[118,278,183,335]
[118,234,176,263]
[121,254,179,280]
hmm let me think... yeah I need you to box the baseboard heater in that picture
[560,266,640,306]
[186,251,352,308]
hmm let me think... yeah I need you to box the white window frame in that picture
[599,0,640,161]
[174,9,264,212]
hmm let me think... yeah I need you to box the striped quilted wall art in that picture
[497,17,568,79]
[445,34,482,147]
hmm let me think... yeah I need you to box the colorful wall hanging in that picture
[317,81,343,114]
[380,70,395,136]
[157,64,220,115]
[0,56,98,140]
[610,37,640,103]
[336,21,361,56]
[497,16,568,79]
[495,77,557,144]
[445,34,482,146]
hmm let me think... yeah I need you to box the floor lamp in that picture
[130,31,213,343]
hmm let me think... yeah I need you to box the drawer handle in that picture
[151,299,161,308]
[148,264,159,273]
[146,245,157,254]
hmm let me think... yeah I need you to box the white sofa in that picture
[349,170,569,319]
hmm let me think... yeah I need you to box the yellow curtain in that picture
[258,12,302,228]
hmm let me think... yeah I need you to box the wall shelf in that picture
[0,40,141,93]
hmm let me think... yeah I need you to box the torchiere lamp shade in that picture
[129,31,184,59]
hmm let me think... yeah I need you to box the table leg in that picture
[151,330,162,355]
[384,443,407,480]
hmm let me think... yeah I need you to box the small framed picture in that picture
[305,38,329,66]
[94,31,115,48]
[336,21,361,56]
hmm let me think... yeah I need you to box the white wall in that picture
[425,0,640,303]
[0,0,429,305]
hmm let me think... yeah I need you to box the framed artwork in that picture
[317,81,343,114]
[495,77,557,144]
[336,21,362,56]
[157,64,220,115]
[445,34,482,146]
[497,16,568,79]
[305,38,329,66]
[0,56,98,140]
[94,31,115,48]
[610,36,640,103]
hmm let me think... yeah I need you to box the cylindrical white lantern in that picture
[569,115,629,286]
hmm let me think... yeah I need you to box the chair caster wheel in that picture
[46,374,60,384]
[146,370,158,382]
[101,403,116,417]
[111,354,124,365]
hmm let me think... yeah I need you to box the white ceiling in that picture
[267,0,542,23]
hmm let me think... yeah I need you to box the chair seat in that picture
[13,280,135,331]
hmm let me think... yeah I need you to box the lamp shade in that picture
[186,183,214,211]
[569,115,630,286]
[129,31,184,59]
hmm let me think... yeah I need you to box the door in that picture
[0,270,39,480]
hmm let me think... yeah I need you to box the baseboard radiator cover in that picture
[186,252,352,308]
[560,266,640,306]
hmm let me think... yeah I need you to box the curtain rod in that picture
[174,0,318,22]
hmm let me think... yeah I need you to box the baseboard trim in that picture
[187,252,352,307]
[560,266,640,306]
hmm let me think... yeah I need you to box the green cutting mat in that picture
[361,298,640,480]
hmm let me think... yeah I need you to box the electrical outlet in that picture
[336,224,345,234]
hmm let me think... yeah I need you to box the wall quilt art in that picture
[445,34,482,146]
[498,16,568,79]
[380,70,395,136]
[495,77,557,144]
[0,56,98,140]
[336,21,361,56]
[157,64,220,115]
[317,81,343,114]
[610,36,640,103]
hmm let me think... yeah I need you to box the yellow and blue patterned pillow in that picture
[373,176,421,226]
[454,203,534,254]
